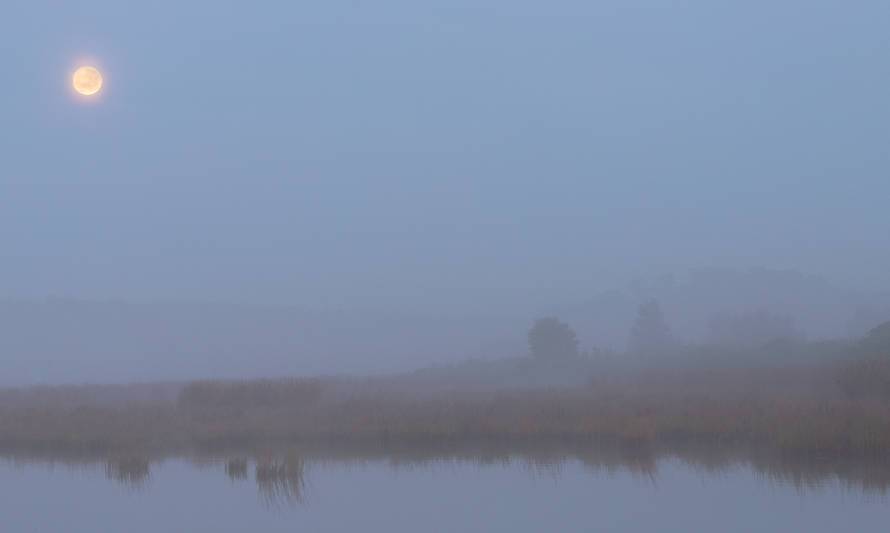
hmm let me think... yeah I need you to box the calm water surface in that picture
[2,455,889,532]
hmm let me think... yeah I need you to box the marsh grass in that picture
[178,379,324,413]
[2,363,890,467]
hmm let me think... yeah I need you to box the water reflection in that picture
[5,443,890,506]
[225,458,248,481]
[255,453,306,506]
[105,456,151,488]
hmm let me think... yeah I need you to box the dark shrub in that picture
[528,317,579,360]
[177,378,324,412]
[836,321,890,399]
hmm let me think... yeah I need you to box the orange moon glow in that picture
[72,66,103,96]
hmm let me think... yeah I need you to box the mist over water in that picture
[1,268,889,386]
[4,0,890,531]
[4,0,890,385]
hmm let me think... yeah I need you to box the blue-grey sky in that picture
[3,0,890,314]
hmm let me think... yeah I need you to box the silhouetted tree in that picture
[628,299,672,354]
[860,320,890,356]
[847,307,890,340]
[528,317,579,360]
[837,321,890,399]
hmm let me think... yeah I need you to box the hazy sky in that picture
[3,0,889,314]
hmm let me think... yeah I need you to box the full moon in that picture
[72,66,103,96]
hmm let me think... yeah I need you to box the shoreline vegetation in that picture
[4,322,890,492]
[2,361,890,457]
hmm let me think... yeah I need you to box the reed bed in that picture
[2,364,890,461]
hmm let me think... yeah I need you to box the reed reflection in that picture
[6,443,890,508]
